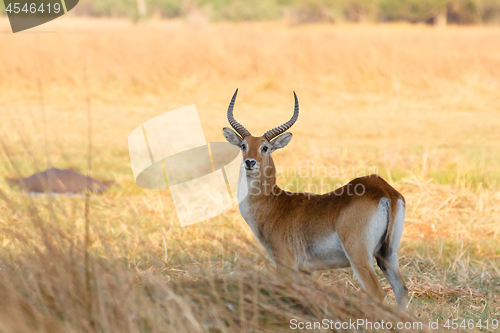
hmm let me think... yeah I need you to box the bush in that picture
[478,0,500,22]
[448,0,481,24]
[148,0,184,18]
[379,0,448,23]
[201,0,281,21]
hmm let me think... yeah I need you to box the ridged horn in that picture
[227,88,251,138]
[264,92,299,141]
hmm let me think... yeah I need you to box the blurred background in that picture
[0,1,499,332]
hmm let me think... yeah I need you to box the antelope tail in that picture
[380,197,400,257]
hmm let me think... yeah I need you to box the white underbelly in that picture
[305,232,351,270]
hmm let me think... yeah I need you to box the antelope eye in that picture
[262,146,268,153]
[241,144,245,150]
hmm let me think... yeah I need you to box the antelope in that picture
[222,90,408,309]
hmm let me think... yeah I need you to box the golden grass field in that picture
[0,17,499,332]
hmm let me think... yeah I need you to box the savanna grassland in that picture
[0,17,499,332]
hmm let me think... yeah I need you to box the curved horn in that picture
[264,92,299,141]
[227,88,251,138]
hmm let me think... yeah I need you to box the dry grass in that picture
[0,17,499,332]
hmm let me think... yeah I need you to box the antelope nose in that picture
[245,159,256,169]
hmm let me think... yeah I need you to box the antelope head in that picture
[222,89,298,194]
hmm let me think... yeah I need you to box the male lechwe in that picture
[222,89,408,309]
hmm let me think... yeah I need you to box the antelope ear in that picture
[222,127,242,146]
[270,133,292,151]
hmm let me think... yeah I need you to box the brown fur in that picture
[224,130,408,308]
[245,170,404,267]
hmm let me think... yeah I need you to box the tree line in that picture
[2,0,500,25]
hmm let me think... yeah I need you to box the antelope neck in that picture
[245,158,281,198]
